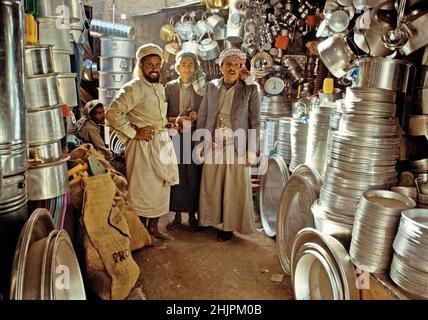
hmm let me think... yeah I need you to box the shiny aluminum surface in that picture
[100,37,136,59]
[27,156,69,201]
[24,45,54,76]
[57,73,78,107]
[38,18,74,54]
[29,141,63,163]
[28,105,65,144]
[98,87,121,108]
[25,73,60,110]
[260,155,289,238]
[38,0,83,23]
[98,71,133,89]
[289,118,308,172]
[0,0,27,177]
[52,51,71,73]
[277,117,292,165]
[99,56,134,73]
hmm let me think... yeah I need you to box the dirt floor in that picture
[133,212,293,300]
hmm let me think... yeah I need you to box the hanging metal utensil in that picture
[382,0,409,50]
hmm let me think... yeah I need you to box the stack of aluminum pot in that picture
[37,0,84,132]
[25,44,69,203]
[0,0,29,296]
[98,34,135,146]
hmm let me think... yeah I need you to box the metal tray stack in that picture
[259,155,289,238]
[306,99,336,177]
[350,190,416,274]
[24,45,69,201]
[10,208,86,300]
[263,118,279,156]
[277,117,292,165]
[289,118,309,173]
[390,209,428,299]
[290,228,359,300]
[315,87,400,247]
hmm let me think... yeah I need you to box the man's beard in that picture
[143,71,160,83]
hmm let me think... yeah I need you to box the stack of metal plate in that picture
[411,159,428,178]
[259,155,290,238]
[291,228,360,300]
[391,208,428,299]
[260,95,292,119]
[263,118,280,156]
[350,190,416,273]
[277,117,292,165]
[324,100,344,176]
[315,87,400,247]
[306,100,336,177]
[289,118,309,173]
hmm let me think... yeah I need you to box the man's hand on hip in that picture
[134,126,155,141]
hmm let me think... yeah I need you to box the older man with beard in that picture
[196,48,260,242]
[106,44,178,242]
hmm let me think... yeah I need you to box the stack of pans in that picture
[25,45,69,201]
[98,36,135,147]
[259,155,290,237]
[263,118,280,156]
[10,208,86,300]
[277,117,292,165]
[260,95,292,125]
[315,87,400,247]
[324,100,344,177]
[350,190,416,273]
[411,159,428,179]
[306,99,336,177]
[391,208,428,299]
[289,118,309,173]
[291,228,359,300]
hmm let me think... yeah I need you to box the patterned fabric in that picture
[218,47,246,66]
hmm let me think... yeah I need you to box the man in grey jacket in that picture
[196,48,260,242]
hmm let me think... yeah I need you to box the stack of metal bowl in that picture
[391,208,428,299]
[324,100,344,176]
[315,87,400,247]
[350,190,416,273]
[24,45,69,202]
[263,118,280,156]
[306,99,336,177]
[277,117,292,165]
[98,36,135,146]
[289,118,309,173]
[260,95,292,120]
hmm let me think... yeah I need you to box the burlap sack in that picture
[82,173,139,300]
[123,206,152,251]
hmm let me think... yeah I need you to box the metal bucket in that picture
[100,37,135,59]
[90,19,135,39]
[29,141,63,163]
[57,73,78,106]
[38,17,74,54]
[24,45,54,76]
[27,156,69,201]
[25,73,60,110]
[38,0,83,23]
[98,71,133,89]
[0,0,27,177]
[99,56,134,72]
[28,106,66,144]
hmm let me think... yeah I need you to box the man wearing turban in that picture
[106,43,178,242]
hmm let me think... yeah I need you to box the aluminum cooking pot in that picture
[90,19,135,39]
[99,56,134,73]
[203,0,230,10]
[57,73,78,107]
[27,156,69,201]
[318,35,357,78]
[52,51,71,73]
[28,105,66,144]
[29,141,63,164]
[400,9,428,56]
[160,16,178,43]
[206,14,225,34]
[25,73,60,110]
[100,37,135,59]
[181,40,201,57]
[98,88,120,107]
[98,71,133,89]
[164,41,181,65]
[175,13,195,42]
[25,45,54,77]
[38,17,74,54]
[38,0,83,23]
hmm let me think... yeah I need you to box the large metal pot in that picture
[52,50,71,73]
[57,73,78,106]
[203,0,230,9]
[198,37,220,61]
[25,73,60,110]
[25,45,54,76]
[99,56,134,72]
[90,19,135,39]
[27,156,69,201]
[0,0,27,177]
[318,35,356,78]
[28,106,66,144]
[354,57,413,93]
[38,17,74,54]
[100,37,135,59]
[38,0,82,23]
[98,72,133,89]
[98,88,120,107]
[29,141,63,163]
